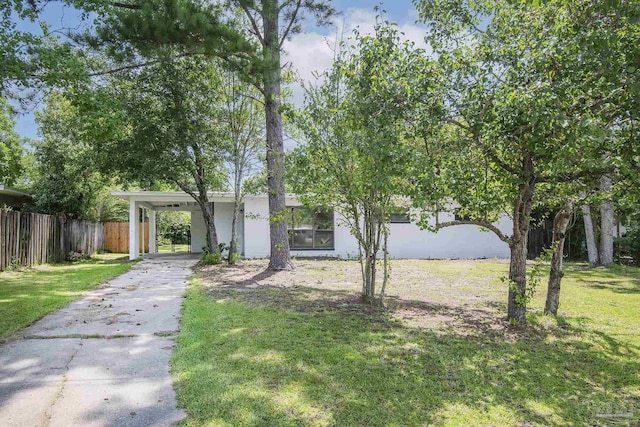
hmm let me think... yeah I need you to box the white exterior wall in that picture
[191,211,206,252]
[243,197,271,258]
[190,203,244,253]
[241,196,511,259]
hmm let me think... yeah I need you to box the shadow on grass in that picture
[565,264,640,295]
[173,276,640,426]
[0,256,134,339]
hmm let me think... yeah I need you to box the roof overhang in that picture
[110,191,307,211]
[0,185,33,209]
[110,191,270,210]
[0,185,33,199]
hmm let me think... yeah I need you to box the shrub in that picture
[228,252,242,264]
[616,225,640,266]
[201,251,223,265]
[67,250,89,262]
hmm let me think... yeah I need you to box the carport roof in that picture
[110,191,268,210]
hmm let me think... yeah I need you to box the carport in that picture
[111,191,242,260]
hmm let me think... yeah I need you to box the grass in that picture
[159,244,191,253]
[172,259,640,426]
[0,253,134,339]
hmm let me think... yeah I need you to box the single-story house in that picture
[112,191,512,260]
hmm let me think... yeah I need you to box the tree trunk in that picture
[580,193,599,266]
[201,201,219,253]
[544,202,574,315]
[507,171,534,325]
[262,1,292,270]
[379,226,390,300]
[507,235,529,324]
[174,178,219,255]
[599,175,615,266]
[228,198,240,264]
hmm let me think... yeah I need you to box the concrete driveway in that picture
[0,254,198,427]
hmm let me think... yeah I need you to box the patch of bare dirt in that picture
[198,259,541,338]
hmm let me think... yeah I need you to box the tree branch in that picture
[436,219,513,245]
[87,52,196,77]
[87,60,159,76]
[279,0,302,48]
[238,3,265,46]
[536,167,616,183]
[444,117,472,132]
[112,1,142,10]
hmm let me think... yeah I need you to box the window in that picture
[454,211,472,221]
[287,207,334,250]
[390,207,411,223]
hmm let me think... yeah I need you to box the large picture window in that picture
[287,207,334,250]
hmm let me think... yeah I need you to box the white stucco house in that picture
[112,191,512,261]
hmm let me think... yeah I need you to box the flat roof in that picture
[0,185,33,199]
[110,191,280,210]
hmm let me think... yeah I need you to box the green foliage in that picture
[157,211,190,245]
[1,2,93,109]
[29,93,121,220]
[410,0,640,322]
[92,55,226,193]
[228,251,242,264]
[201,251,223,265]
[0,98,23,185]
[412,0,639,213]
[617,220,640,266]
[289,17,437,299]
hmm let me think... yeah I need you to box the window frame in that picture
[287,206,335,250]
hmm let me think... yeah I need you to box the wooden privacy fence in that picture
[0,210,105,271]
[104,222,149,254]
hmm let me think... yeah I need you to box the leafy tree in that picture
[0,98,23,186]
[413,0,639,324]
[290,19,435,302]
[220,71,264,264]
[157,211,191,246]
[93,55,227,253]
[31,93,109,219]
[1,2,92,107]
[30,0,334,269]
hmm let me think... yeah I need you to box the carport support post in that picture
[129,199,140,260]
[141,208,146,256]
[149,210,157,254]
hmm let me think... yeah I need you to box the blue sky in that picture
[11,0,426,140]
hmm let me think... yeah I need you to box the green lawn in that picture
[158,244,191,253]
[0,253,134,339]
[172,260,640,426]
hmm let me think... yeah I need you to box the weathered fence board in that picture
[104,222,149,254]
[0,210,105,271]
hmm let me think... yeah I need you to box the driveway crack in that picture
[37,339,84,427]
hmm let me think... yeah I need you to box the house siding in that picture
[190,203,244,253]
[241,196,511,259]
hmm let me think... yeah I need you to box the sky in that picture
[11,0,429,141]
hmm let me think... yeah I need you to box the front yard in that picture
[172,259,640,426]
[0,253,134,339]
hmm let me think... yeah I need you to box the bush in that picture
[228,252,242,264]
[616,225,640,266]
[201,251,223,265]
[67,250,89,262]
